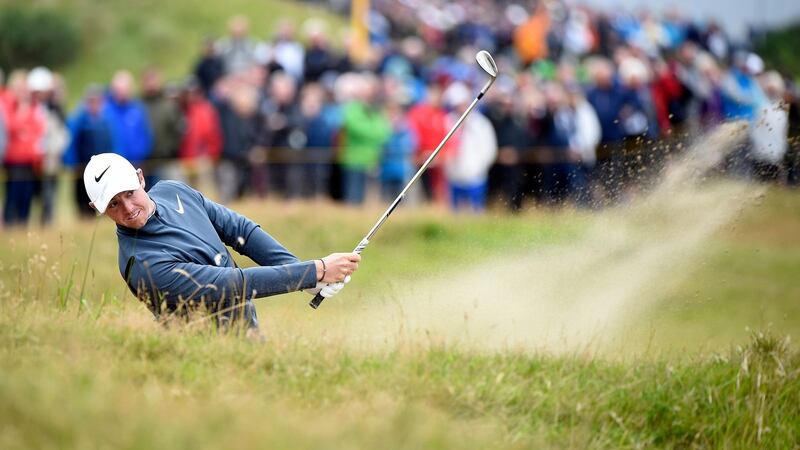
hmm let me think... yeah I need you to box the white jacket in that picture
[750,100,788,165]
[571,100,601,167]
[445,111,498,186]
[41,109,70,175]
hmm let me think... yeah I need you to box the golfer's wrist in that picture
[316,259,326,282]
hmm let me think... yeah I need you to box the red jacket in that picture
[3,97,47,166]
[179,99,222,161]
[406,103,456,165]
[651,68,684,134]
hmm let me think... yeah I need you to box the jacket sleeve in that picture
[128,256,317,308]
[197,186,304,266]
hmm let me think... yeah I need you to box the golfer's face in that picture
[105,188,151,229]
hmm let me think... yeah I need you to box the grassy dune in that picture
[12,0,345,105]
[1,186,799,448]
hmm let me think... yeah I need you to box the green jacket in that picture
[340,101,391,170]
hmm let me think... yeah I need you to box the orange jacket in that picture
[513,9,551,64]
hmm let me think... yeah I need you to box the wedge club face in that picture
[476,50,498,78]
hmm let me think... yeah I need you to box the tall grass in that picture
[1,193,799,448]
[1,289,798,448]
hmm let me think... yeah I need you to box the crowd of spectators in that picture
[2,0,799,228]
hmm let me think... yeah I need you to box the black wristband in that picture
[317,259,326,282]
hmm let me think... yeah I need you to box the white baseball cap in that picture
[83,153,141,214]
[27,67,54,92]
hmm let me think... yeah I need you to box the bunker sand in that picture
[327,123,765,353]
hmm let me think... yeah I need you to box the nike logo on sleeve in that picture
[175,194,184,214]
[94,166,111,182]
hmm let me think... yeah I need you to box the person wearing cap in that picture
[28,67,70,226]
[721,51,765,122]
[83,153,361,331]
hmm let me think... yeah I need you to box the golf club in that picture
[310,50,498,309]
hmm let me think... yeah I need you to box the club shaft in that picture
[357,79,493,248]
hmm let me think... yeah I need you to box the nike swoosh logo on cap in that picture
[94,165,111,182]
[175,194,184,214]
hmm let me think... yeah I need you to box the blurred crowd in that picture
[2,0,799,228]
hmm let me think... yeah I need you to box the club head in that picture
[476,50,498,78]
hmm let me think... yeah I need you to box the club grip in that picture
[309,292,325,309]
[309,239,369,310]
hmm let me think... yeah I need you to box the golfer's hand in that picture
[317,252,361,283]
[304,276,351,298]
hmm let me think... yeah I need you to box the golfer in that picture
[83,153,360,330]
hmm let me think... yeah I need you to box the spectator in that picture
[749,71,788,181]
[534,82,576,205]
[104,70,154,166]
[567,85,602,207]
[618,56,659,139]
[215,15,262,75]
[407,82,453,205]
[2,70,47,226]
[585,57,645,200]
[0,69,7,230]
[302,20,335,83]
[380,96,417,201]
[721,52,765,176]
[338,73,391,204]
[178,79,223,193]
[650,58,686,135]
[786,76,800,186]
[194,37,225,96]
[694,52,725,130]
[272,21,305,82]
[299,83,338,199]
[216,81,259,202]
[513,2,551,65]
[64,85,114,218]
[141,68,184,183]
[29,67,70,226]
[486,83,529,211]
[0,80,6,173]
[443,82,497,212]
[721,51,764,121]
[618,55,660,187]
[258,72,304,198]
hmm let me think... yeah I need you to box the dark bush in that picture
[755,22,800,78]
[0,7,80,70]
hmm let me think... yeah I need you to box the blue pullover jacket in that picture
[103,93,153,163]
[117,181,317,325]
